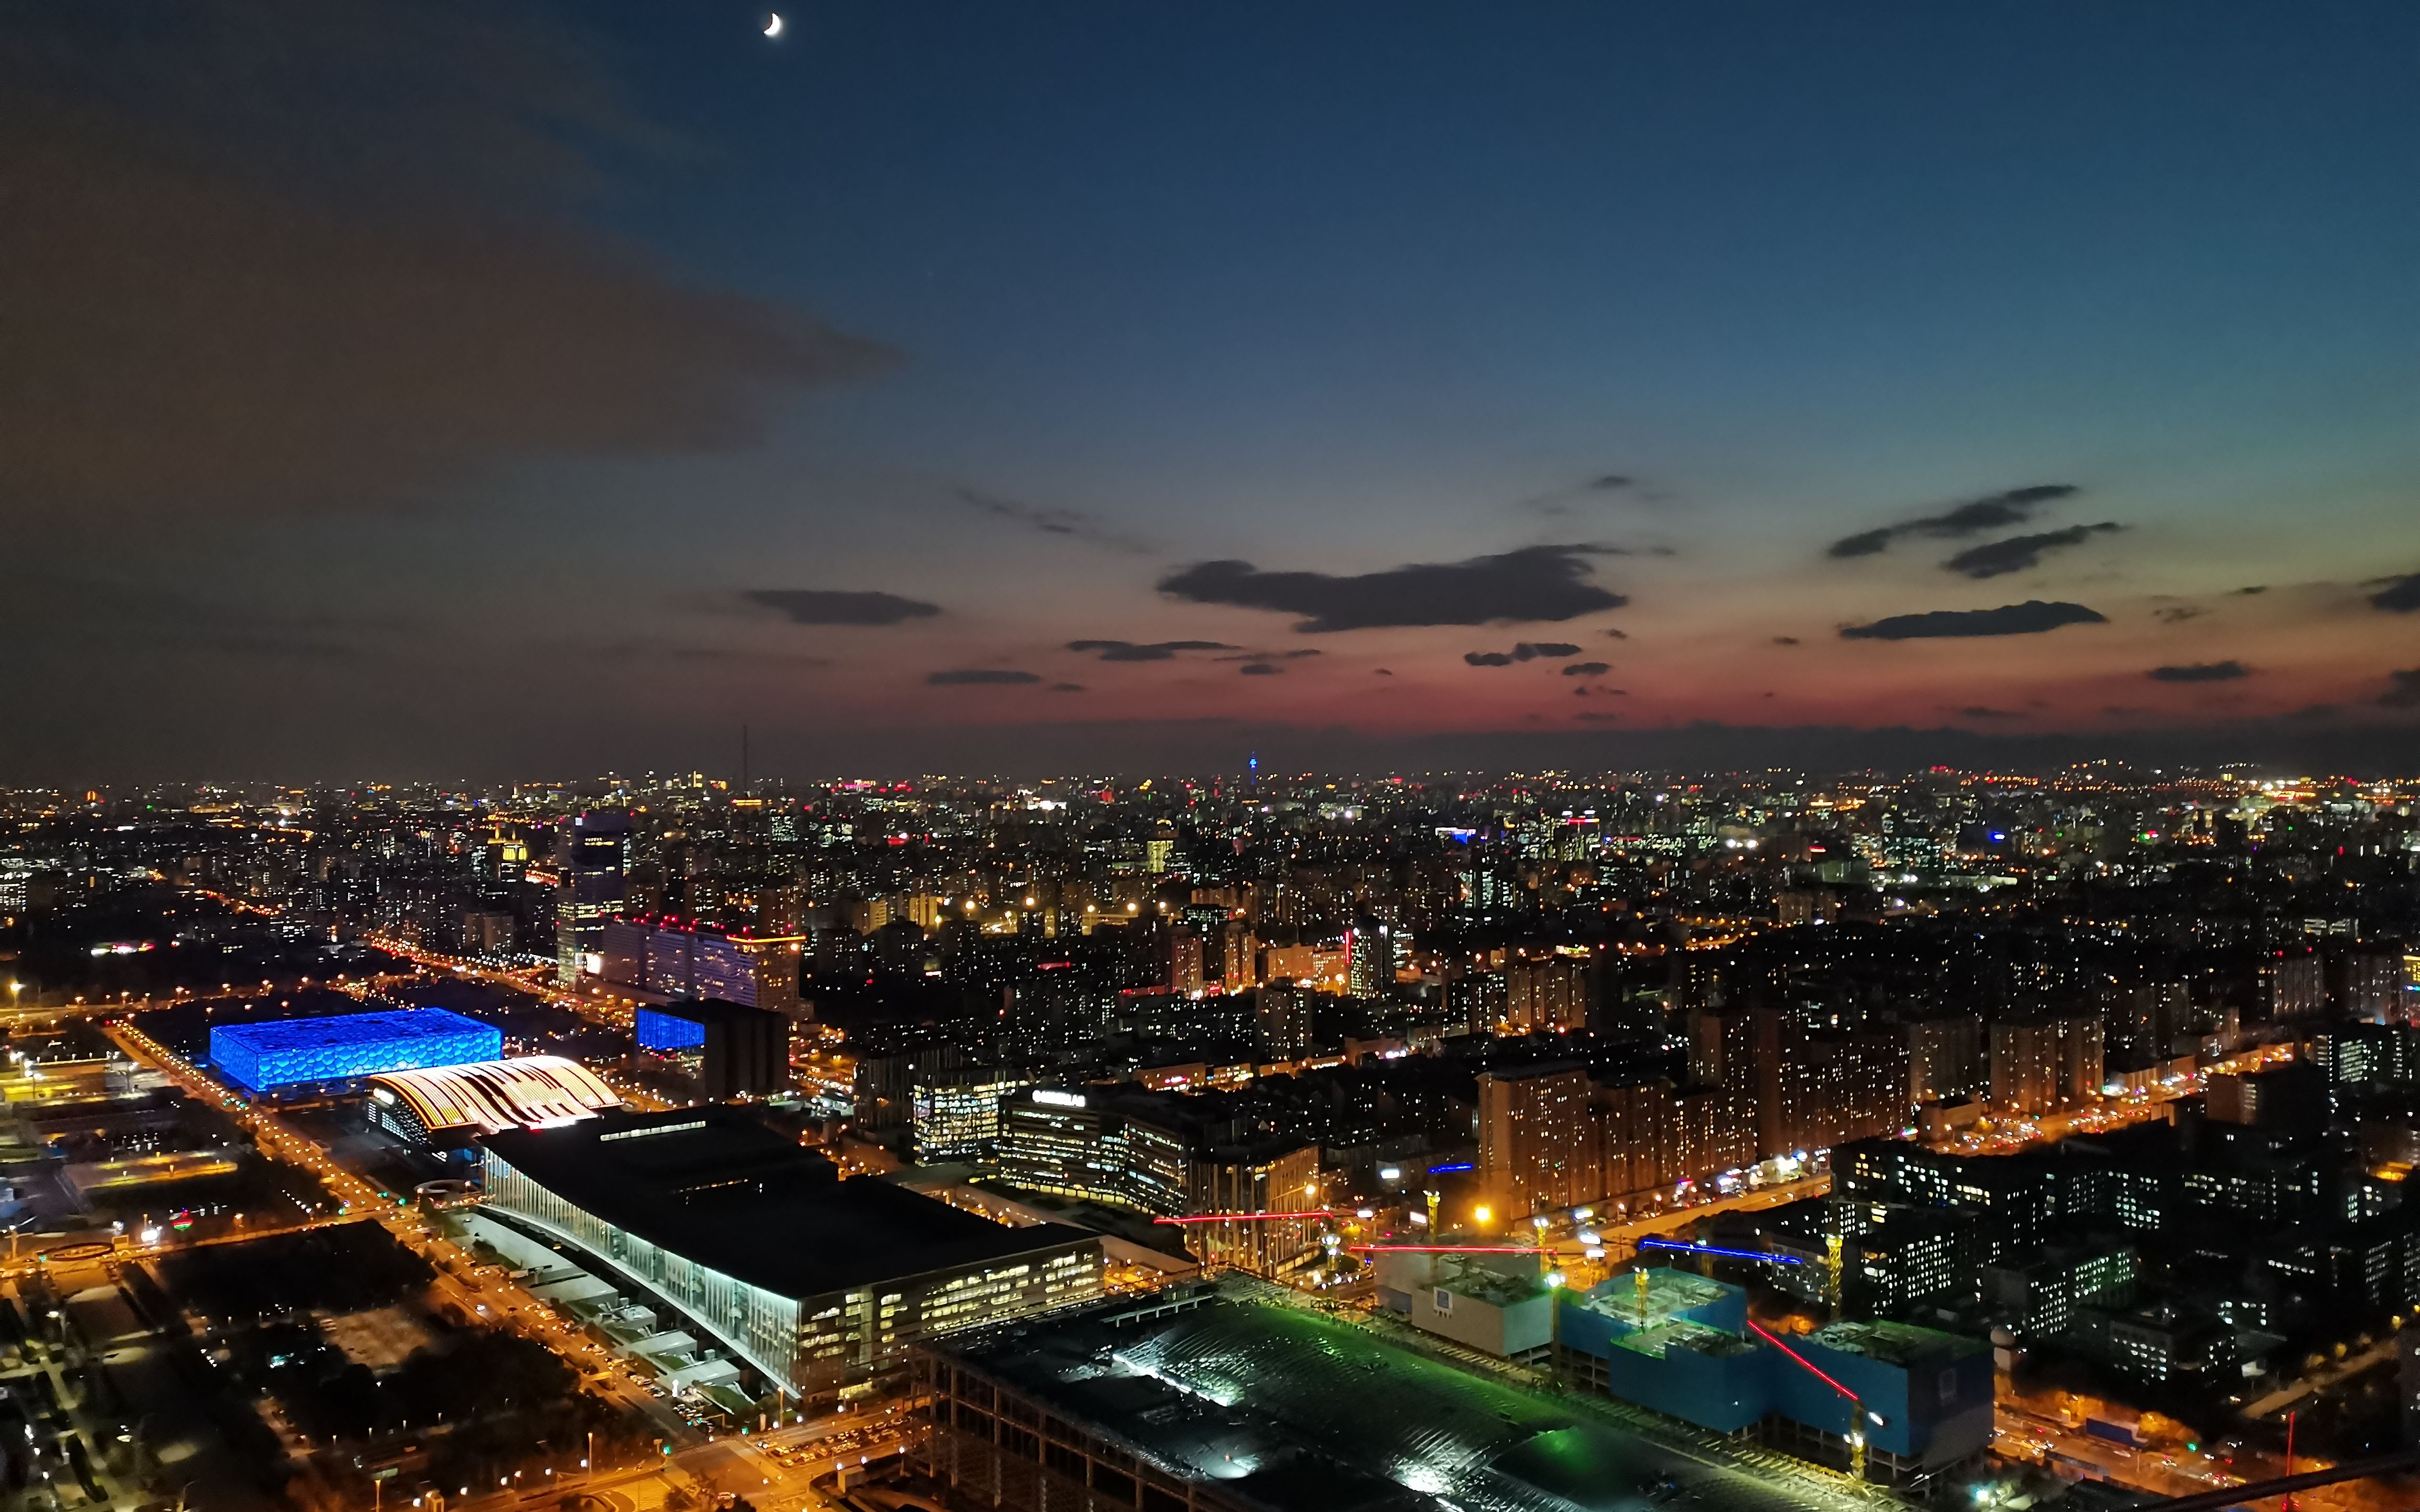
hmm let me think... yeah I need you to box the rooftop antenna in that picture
[742,722,750,795]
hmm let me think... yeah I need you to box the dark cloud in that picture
[2371,573,2420,613]
[1827,485,2081,560]
[1942,523,2121,579]
[1561,662,1612,677]
[1840,601,2108,640]
[1772,636,1800,645]
[1159,545,1626,632]
[1237,663,1280,676]
[2380,670,2420,708]
[744,590,940,626]
[1465,642,1583,666]
[1211,649,1321,663]
[926,669,1041,686]
[1602,628,1628,639]
[2235,585,2268,595]
[1373,668,1394,676]
[2147,661,2249,684]
[3,0,891,521]
[2152,605,2205,624]
[1050,682,1085,693]
[1066,639,1237,662]
[1574,712,1621,722]
[1957,707,2021,719]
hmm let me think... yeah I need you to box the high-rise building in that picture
[2257,953,2325,1023]
[1506,953,1589,1033]
[1449,970,1509,1034]
[554,812,630,986]
[1905,1015,1985,1105]
[1347,916,1392,999]
[1748,1011,1910,1158]
[1165,925,1206,995]
[1988,1016,2104,1115]
[1477,1062,1599,1219]
[1255,983,1315,1059]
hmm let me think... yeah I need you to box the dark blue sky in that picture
[7,1,2416,776]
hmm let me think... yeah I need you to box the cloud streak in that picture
[744,590,940,626]
[2147,660,2248,683]
[926,668,1041,686]
[1160,545,1625,632]
[1828,485,2081,560]
[1840,600,2108,640]
[1463,642,1583,666]
[1942,523,2120,579]
[959,488,1151,553]
[1067,639,1237,662]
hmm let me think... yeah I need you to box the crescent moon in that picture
[764,12,783,36]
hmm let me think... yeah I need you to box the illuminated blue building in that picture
[1555,1267,1993,1485]
[211,1007,504,1094]
[633,1004,708,1052]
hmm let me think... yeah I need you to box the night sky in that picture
[10,1,2417,779]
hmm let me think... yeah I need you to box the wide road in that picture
[99,1019,693,1444]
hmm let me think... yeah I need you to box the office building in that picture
[913,1064,1036,1162]
[599,915,802,1017]
[211,1006,503,1095]
[555,811,630,986]
[995,1087,1322,1276]
[482,1107,1102,1402]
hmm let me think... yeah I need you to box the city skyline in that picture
[10,1,2418,780]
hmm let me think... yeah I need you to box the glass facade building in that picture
[480,1108,1105,1400]
[210,1006,503,1094]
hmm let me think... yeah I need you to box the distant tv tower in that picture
[1248,750,1259,791]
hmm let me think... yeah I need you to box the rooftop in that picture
[1807,1319,1990,1367]
[932,1280,1701,1512]
[482,1106,1096,1300]
[212,1005,493,1053]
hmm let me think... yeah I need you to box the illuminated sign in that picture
[1031,1089,1088,1108]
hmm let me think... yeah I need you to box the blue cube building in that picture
[210,1007,504,1094]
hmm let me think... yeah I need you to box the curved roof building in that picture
[366,1055,622,1144]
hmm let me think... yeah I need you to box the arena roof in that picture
[367,1055,621,1136]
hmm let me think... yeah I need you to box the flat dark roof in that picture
[482,1107,1094,1299]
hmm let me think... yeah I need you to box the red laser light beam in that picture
[1747,1319,1859,1403]
[1345,1244,1555,1254]
[1151,1210,1343,1224]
